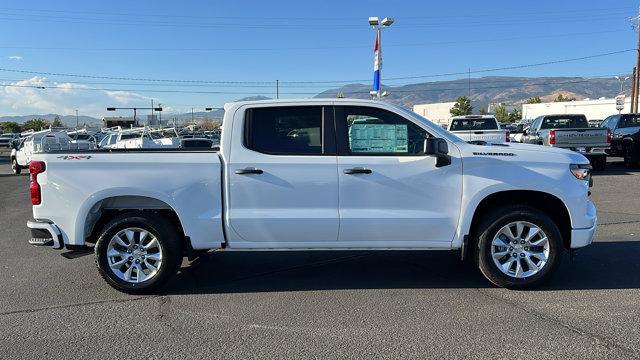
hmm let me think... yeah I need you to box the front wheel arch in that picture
[467,190,571,251]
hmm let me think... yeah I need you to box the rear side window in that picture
[244,106,323,155]
[619,115,640,128]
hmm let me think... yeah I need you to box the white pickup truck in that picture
[27,99,597,293]
[447,115,509,143]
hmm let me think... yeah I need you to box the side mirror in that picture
[423,138,451,167]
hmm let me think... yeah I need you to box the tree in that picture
[479,107,488,115]
[51,116,64,127]
[494,104,509,123]
[507,109,522,122]
[0,121,21,133]
[449,96,473,116]
[22,118,49,131]
[526,97,541,104]
[336,89,345,98]
[554,94,576,102]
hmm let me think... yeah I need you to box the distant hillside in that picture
[0,114,100,127]
[315,76,626,111]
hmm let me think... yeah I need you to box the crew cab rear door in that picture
[334,106,463,246]
[226,105,339,244]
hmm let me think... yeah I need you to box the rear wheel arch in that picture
[84,195,187,248]
[467,190,572,251]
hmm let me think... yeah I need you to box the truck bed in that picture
[31,151,224,250]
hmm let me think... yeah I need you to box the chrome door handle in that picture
[235,168,263,175]
[343,167,372,175]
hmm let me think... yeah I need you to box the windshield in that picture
[449,118,498,131]
[540,115,588,129]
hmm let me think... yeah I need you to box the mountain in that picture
[0,114,100,127]
[315,76,626,110]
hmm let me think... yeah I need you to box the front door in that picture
[227,105,339,245]
[334,106,462,246]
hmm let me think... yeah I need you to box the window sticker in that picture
[349,123,408,153]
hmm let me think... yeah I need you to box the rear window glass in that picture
[540,116,588,129]
[449,118,498,131]
[245,106,322,155]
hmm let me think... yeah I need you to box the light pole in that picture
[106,107,162,127]
[616,76,630,94]
[368,16,394,99]
[75,109,79,129]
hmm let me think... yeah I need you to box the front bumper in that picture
[570,200,597,249]
[27,220,64,250]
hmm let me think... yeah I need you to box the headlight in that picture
[570,164,592,181]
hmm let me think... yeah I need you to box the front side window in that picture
[245,106,323,155]
[338,106,427,155]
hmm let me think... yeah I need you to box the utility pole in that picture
[75,109,79,129]
[276,80,279,99]
[630,8,640,113]
[633,68,637,113]
[151,99,154,127]
[191,108,194,123]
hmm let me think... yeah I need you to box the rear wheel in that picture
[95,211,182,294]
[11,158,21,175]
[590,155,606,171]
[624,143,639,169]
[475,206,562,289]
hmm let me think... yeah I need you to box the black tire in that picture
[624,142,639,169]
[591,156,606,171]
[95,211,182,294]
[11,158,21,175]
[474,206,562,289]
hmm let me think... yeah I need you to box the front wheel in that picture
[95,211,183,294]
[11,158,21,175]
[475,206,562,289]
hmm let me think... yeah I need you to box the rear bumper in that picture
[27,220,64,250]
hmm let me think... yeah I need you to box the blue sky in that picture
[0,0,638,117]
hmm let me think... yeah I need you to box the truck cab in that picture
[600,113,640,168]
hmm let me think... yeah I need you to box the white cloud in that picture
[0,76,154,117]
[7,55,23,60]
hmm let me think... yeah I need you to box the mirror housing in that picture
[423,138,451,167]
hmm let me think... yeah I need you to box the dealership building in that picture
[522,97,631,122]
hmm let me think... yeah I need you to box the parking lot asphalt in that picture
[0,155,639,359]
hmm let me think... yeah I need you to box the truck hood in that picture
[459,141,589,165]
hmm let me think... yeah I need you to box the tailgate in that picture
[554,128,608,147]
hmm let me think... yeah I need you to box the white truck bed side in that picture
[31,151,224,249]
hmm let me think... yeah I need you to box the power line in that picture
[0,30,627,53]
[0,77,625,96]
[0,49,633,86]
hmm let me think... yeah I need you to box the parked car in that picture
[10,129,94,174]
[27,99,596,293]
[600,113,640,168]
[508,123,528,143]
[447,115,509,143]
[0,133,19,148]
[98,127,180,149]
[523,114,609,170]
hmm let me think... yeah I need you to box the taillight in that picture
[549,130,556,145]
[607,129,612,144]
[506,131,511,142]
[29,161,45,205]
